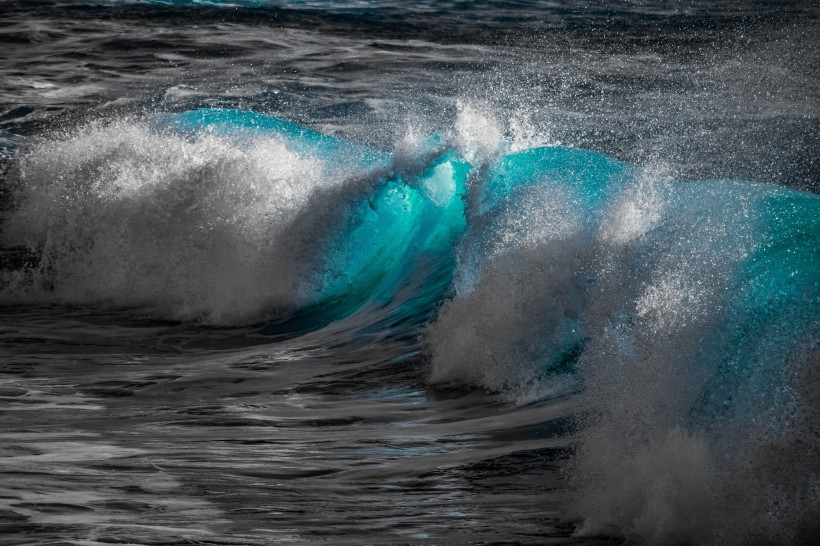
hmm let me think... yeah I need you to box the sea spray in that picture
[0,118,353,322]
[425,141,820,542]
[2,105,817,543]
[2,1,819,543]
[0,110,473,329]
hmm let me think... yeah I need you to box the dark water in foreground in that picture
[1,1,819,544]
[0,311,582,544]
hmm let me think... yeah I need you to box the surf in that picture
[1,107,818,543]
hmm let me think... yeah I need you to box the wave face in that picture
[2,107,819,543]
[0,109,470,328]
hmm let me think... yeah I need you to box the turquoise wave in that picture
[164,109,470,331]
[164,109,818,360]
[1,105,815,543]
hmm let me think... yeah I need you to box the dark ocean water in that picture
[0,1,819,544]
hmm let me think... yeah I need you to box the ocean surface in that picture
[1,1,819,544]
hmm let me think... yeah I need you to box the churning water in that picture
[0,1,818,544]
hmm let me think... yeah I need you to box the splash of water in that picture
[2,106,817,543]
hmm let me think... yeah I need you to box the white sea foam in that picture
[425,154,820,543]
[3,108,817,542]
[426,183,588,395]
[453,101,503,166]
[0,119,359,323]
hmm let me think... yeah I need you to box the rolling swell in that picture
[1,107,818,543]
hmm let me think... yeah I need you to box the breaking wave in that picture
[1,106,818,543]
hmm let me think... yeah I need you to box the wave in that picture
[2,106,818,542]
[0,109,471,328]
[424,128,819,541]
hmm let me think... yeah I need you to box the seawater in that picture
[1,1,818,544]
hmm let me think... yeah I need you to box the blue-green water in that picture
[1,2,818,544]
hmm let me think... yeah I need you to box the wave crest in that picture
[1,118,345,323]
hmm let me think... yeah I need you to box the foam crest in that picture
[427,183,587,395]
[599,173,665,246]
[427,145,633,396]
[1,119,344,323]
[453,101,503,166]
[451,100,557,164]
[507,114,559,153]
